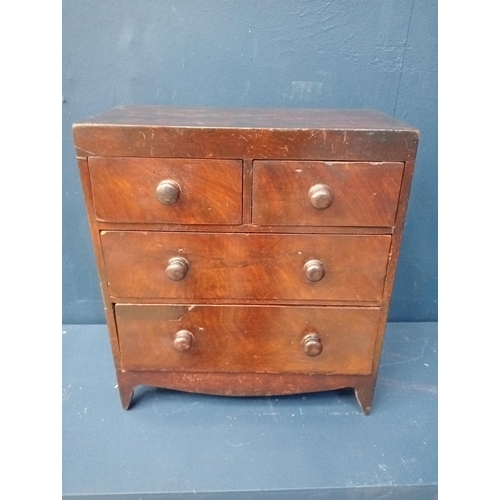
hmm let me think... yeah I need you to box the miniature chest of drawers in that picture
[73,106,418,414]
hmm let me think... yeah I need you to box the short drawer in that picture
[101,232,391,302]
[252,161,404,226]
[88,157,243,224]
[115,304,380,375]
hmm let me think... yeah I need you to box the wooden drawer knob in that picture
[308,184,333,209]
[304,259,325,282]
[165,256,189,281]
[302,333,323,357]
[156,180,181,205]
[174,330,193,352]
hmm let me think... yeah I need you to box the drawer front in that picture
[253,161,404,226]
[101,232,391,302]
[88,157,243,224]
[116,304,380,375]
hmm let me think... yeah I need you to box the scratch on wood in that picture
[175,305,196,321]
[78,148,98,156]
[150,130,155,156]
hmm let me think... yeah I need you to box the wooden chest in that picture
[73,106,418,414]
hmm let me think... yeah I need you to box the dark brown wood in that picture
[115,304,379,374]
[242,159,253,224]
[117,373,135,410]
[73,106,418,161]
[101,232,391,302]
[116,370,376,414]
[74,106,421,129]
[112,298,382,307]
[355,382,377,416]
[73,106,418,414]
[88,157,243,224]
[97,222,394,235]
[76,158,122,369]
[369,160,417,395]
[253,161,404,227]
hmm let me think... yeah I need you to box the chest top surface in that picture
[73,106,418,161]
[74,105,416,129]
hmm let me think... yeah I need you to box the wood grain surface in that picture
[116,370,378,414]
[88,157,243,224]
[253,161,403,226]
[101,232,391,302]
[115,304,380,375]
[73,107,418,161]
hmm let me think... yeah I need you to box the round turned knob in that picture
[304,259,325,282]
[165,256,189,281]
[174,330,193,352]
[302,333,323,357]
[308,184,333,210]
[156,180,181,205]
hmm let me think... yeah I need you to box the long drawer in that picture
[115,304,380,375]
[101,232,391,302]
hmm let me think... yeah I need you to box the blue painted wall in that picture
[62,0,437,323]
